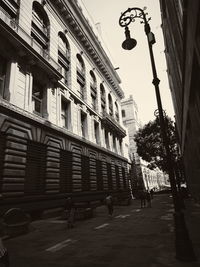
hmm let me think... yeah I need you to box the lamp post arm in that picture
[119,7,149,27]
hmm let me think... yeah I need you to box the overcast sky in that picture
[78,0,175,124]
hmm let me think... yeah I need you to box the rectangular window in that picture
[32,80,43,116]
[94,121,100,144]
[0,55,7,98]
[105,130,109,149]
[61,100,70,129]
[81,112,87,138]
[122,109,126,117]
[77,80,84,100]
[91,94,96,110]
[113,136,117,153]
[119,139,123,155]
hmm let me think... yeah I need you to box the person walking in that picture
[150,189,154,199]
[146,191,152,208]
[105,194,114,217]
[65,197,75,229]
[139,190,146,208]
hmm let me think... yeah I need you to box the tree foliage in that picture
[134,116,179,173]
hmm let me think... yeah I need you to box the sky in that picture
[79,0,175,124]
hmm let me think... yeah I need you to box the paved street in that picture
[4,194,200,267]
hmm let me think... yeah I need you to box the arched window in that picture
[90,70,97,111]
[58,32,70,86]
[76,54,85,100]
[115,102,119,122]
[31,1,50,55]
[108,93,113,116]
[100,83,106,113]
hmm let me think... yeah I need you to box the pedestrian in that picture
[105,194,114,217]
[150,189,154,199]
[0,238,9,267]
[65,197,75,229]
[139,190,146,208]
[146,191,152,208]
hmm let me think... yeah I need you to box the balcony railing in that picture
[1,0,19,18]
[17,26,62,74]
[0,11,62,75]
[101,111,126,138]
[0,6,17,28]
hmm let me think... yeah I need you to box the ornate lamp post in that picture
[119,7,196,262]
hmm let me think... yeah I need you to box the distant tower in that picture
[121,95,144,193]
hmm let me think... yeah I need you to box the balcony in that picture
[101,111,126,138]
[1,0,19,18]
[0,9,62,79]
[0,5,17,29]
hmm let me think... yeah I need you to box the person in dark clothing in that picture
[139,190,146,208]
[65,197,75,229]
[146,191,152,207]
[105,194,114,216]
[150,189,154,199]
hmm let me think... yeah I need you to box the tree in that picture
[134,116,180,174]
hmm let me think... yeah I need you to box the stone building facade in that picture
[159,0,200,199]
[0,0,129,215]
[121,95,169,193]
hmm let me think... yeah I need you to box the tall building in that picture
[121,95,168,194]
[159,0,200,199]
[0,0,129,216]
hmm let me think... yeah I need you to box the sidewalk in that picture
[3,194,200,267]
[184,197,200,261]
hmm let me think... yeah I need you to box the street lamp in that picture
[119,7,196,262]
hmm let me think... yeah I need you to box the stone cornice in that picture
[49,0,124,99]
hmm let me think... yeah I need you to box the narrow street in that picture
[4,194,200,267]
